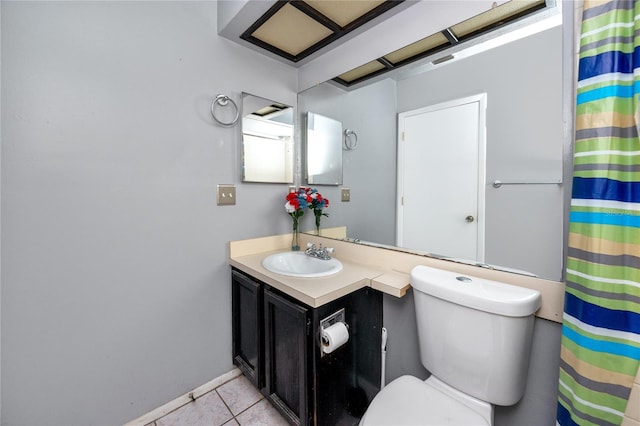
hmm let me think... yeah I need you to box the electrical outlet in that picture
[341,188,350,202]
[217,184,236,205]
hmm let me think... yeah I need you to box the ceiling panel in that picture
[303,0,386,28]
[251,3,333,56]
[336,59,387,84]
[332,0,548,87]
[241,0,404,63]
[239,0,549,82]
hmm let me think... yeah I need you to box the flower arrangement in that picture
[307,188,329,235]
[285,188,311,251]
[284,187,330,249]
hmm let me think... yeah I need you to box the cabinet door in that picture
[231,270,262,388]
[264,288,310,426]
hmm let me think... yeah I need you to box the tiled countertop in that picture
[229,250,384,308]
[228,231,564,321]
[228,231,411,308]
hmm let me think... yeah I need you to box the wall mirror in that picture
[298,17,568,282]
[305,112,343,185]
[241,92,294,183]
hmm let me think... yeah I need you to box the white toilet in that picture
[360,265,541,425]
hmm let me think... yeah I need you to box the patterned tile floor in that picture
[147,375,289,426]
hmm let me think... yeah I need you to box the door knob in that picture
[465,215,475,223]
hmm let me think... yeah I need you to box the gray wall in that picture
[299,25,565,426]
[397,26,564,281]
[1,3,566,425]
[1,2,297,425]
[297,79,398,244]
[0,3,3,418]
[298,25,564,281]
[386,27,565,425]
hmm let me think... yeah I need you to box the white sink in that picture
[262,252,343,278]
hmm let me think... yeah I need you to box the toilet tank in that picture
[410,265,541,406]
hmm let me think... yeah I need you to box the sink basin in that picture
[262,252,343,278]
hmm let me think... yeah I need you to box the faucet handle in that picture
[325,247,334,254]
[307,242,315,249]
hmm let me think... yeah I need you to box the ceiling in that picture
[240,1,406,63]
[333,0,547,86]
[238,0,549,86]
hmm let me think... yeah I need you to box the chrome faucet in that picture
[305,243,334,260]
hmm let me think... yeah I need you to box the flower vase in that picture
[291,218,300,251]
[314,210,322,236]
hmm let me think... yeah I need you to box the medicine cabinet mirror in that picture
[241,92,294,183]
[305,112,343,185]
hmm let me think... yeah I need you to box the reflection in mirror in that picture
[305,112,343,185]
[298,22,565,281]
[241,93,293,183]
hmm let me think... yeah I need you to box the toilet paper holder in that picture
[320,308,346,332]
[320,308,348,356]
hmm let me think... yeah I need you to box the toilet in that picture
[360,265,541,425]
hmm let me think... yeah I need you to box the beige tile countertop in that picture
[229,250,382,308]
[229,230,565,322]
[229,230,411,308]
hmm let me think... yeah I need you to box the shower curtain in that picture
[557,1,640,425]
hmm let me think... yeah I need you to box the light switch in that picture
[217,184,236,205]
[341,188,350,202]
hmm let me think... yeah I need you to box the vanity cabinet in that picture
[231,270,263,387]
[231,267,383,426]
[263,288,310,425]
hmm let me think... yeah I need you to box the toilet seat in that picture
[360,376,490,426]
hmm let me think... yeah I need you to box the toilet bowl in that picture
[360,375,492,425]
[359,265,541,426]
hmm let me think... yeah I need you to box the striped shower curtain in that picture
[557,1,640,425]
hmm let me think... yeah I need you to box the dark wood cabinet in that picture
[264,288,310,425]
[231,267,383,426]
[231,270,263,388]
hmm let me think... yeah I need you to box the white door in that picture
[397,94,486,262]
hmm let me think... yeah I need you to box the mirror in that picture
[241,92,294,183]
[297,22,566,281]
[305,112,343,185]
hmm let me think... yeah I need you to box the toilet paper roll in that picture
[321,322,349,354]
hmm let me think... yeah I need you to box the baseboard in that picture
[123,368,242,426]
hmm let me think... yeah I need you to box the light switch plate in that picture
[341,188,350,202]
[217,184,236,205]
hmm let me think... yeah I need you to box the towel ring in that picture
[344,129,358,150]
[211,94,239,127]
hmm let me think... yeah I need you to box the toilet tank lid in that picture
[411,265,541,317]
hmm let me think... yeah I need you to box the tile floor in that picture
[147,375,289,426]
